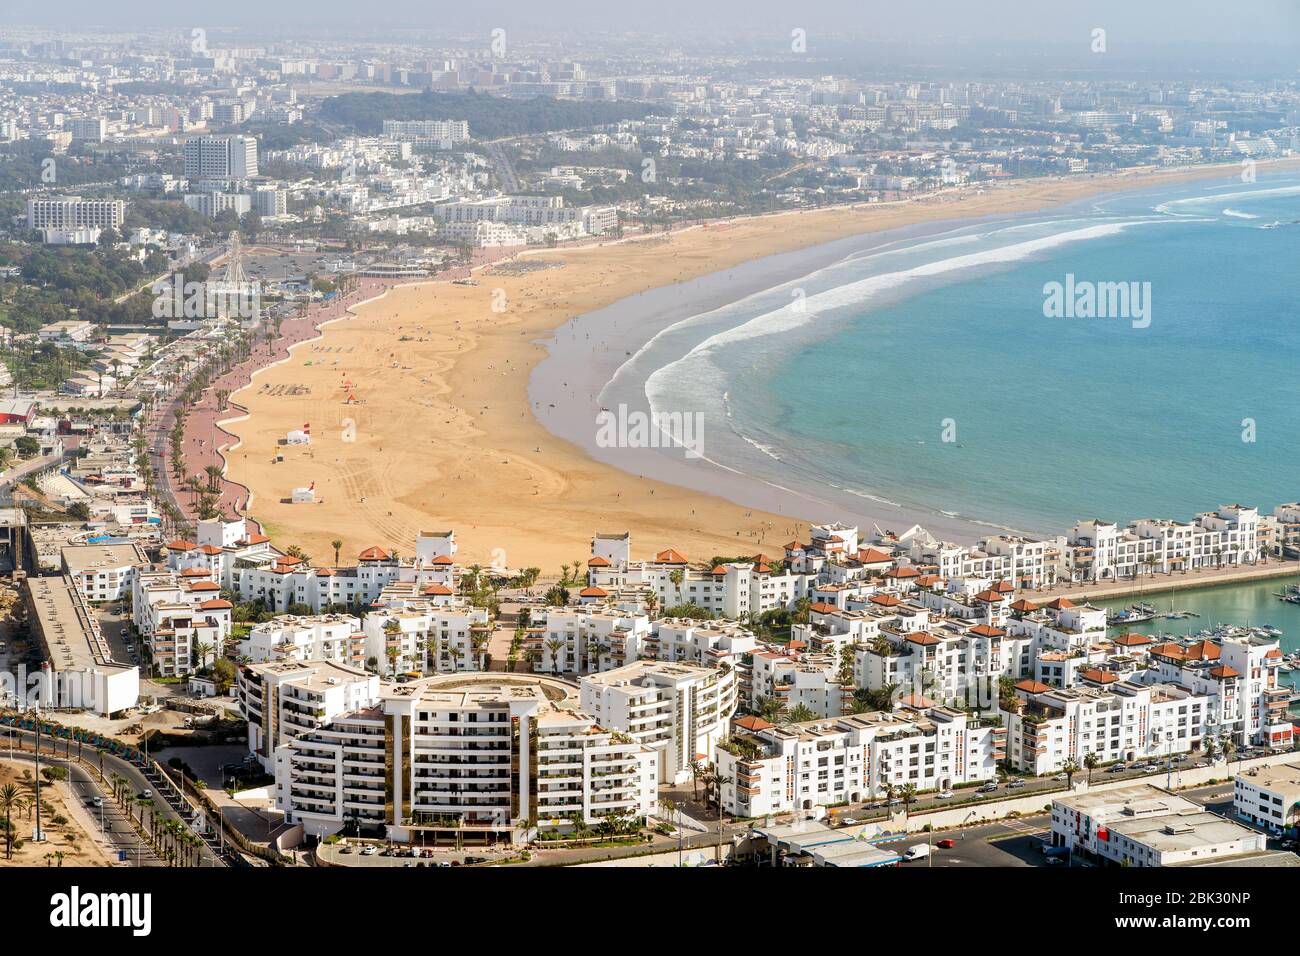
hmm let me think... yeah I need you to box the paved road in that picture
[2,743,161,866]
[3,722,227,866]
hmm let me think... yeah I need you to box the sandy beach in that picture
[221,160,1299,570]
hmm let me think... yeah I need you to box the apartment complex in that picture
[239,658,380,769]
[183,134,259,179]
[273,674,657,843]
[579,660,738,784]
[716,706,1002,817]
[27,196,126,231]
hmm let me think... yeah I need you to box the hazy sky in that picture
[2,0,1297,53]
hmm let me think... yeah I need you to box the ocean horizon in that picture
[575,172,1300,540]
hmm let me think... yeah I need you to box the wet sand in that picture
[222,161,1298,570]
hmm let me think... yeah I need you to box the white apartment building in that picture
[1067,504,1262,582]
[362,589,490,676]
[131,568,233,677]
[183,134,259,179]
[28,197,126,231]
[1051,785,1266,866]
[238,614,365,667]
[1002,680,1212,774]
[238,658,380,770]
[537,607,651,674]
[60,542,147,603]
[749,646,852,719]
[645,619,759,668]
[381,119,470,144]
[275,674,656,843]
[717,705,1002,817]
[580,660,739,784]
[1233,762,1300,834]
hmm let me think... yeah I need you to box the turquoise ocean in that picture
[626,174,1300,539]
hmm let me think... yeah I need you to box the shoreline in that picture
[222,158,1300,568]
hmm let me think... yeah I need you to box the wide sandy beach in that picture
[222,160,1298,570]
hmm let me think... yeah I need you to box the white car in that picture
[360,845,379,856]
[936,790,955,799]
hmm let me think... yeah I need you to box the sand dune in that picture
[222,161,1297,571]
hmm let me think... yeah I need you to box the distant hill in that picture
[318,89,658,139]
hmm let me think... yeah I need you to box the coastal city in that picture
[0,0,1298,934]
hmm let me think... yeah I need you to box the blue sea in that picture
[623,174,1300,537]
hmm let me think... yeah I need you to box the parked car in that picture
[977,782,998,793]
[1108,763,1128,773]
[936,838,956,849]
[338,845,353,854]
[360,845,379,856]
[92,797,103,808]
[1007,779,1026,789]
[936,789,955,799]
[1052,773,1068,781]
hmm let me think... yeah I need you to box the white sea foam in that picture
[648,220,1152,375]
[1156,183,1300,216]
[1222,207,1259,219]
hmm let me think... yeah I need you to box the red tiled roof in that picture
[1080,668,1119,684]
[654,549,688,564]
[969,624,1005,638]
[199,599,232,610]
[587,556,611,567]
[579,586,608,597]
[734,715,773,732]
[358,546,392,561]
[1015,679,1051,694]
[166,540,196,551]
[1112,633,1153,647]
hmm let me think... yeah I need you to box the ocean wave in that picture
[649,219,1154,369]
[1156,182,1300,216]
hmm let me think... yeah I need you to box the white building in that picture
[183,134,259,179]
[238,658,380,770]
[580,660,738,784]
[274,674,656,843]
[716,704,1002,817]
[1233,762,1300,834]
[1051,785,1267,866]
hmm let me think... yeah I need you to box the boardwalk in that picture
[1019,557,1300,604]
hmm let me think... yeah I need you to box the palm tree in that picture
[782,703,816,725]
[669,568,685,607]
[204,464,223,493]
[0,783,19,860]
[898,782,917,821]
[1062,758,1080,790]
[331,539,343,566]
[1222,736,1237,773]
[545,638,565,675]
[1083,752,1099,785]
[193,641,214,671]
[688,760,706,801]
